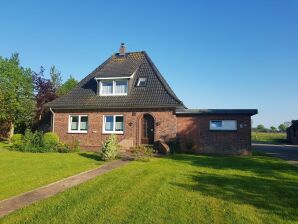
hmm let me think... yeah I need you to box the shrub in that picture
[57,140,80,153]
[22,129,44,152]
[131,145,154,161]
[43,132,60,152]
[11,134,24,150]
[101,134,119,161]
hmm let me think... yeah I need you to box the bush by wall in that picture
[10,130,79,153]
[43,132,60,152]
[101,134,119,161]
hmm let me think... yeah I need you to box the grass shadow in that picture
[79,152,102,161]
[166,154,298,222]
[164,153,298,179]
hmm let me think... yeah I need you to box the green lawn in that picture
[251,132,287,143]
[0,142,103,200]
[2,154,298,224]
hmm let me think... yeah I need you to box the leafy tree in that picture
[278,124,287,132]
[50,65,62,90]
[0,53,34,139]
[270,126,277,132]
[57,75,78,96]
[33,67,57,122]
[256,124,267,132]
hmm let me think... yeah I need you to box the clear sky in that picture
[1,0,297,128]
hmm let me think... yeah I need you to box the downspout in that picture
[50,107,55,132]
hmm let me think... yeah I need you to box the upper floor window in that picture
[69,115,88,133]
[100,79,128,96]
[209,120,237,131]
[137,77,147,87]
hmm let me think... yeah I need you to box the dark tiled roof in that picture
[46,51,185,109]
[176,109,258,115]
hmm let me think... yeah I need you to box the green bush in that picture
[43,132,60,152]
[132,145,154,158]
[11,134,24,150]
[101,134,119,161]
[57,141,80,153]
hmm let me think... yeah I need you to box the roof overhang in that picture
[175,109,258,116]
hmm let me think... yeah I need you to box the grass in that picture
[251,132,287,143]
[0,141,103,200]
[2,154,298,224]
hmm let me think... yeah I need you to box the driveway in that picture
[253,143,298,166]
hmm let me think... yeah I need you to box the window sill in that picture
[102,131,124,135]
[68,131,88,134]
[99,94,128,96]
[209,129,237,132]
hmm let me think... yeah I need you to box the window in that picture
[100,80,128,95]
[101,81,113,95]
[69,115,88,133]
[209,120,237,131]
[137,77,147,87]
[103,115,124,134]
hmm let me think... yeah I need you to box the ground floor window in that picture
[69,115,88,133]
[103,115,124,134]
[209,120,237,131]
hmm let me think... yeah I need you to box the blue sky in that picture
[1,0,297,127]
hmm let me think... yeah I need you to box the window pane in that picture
[71,116,79,130]
[101,81,113,94]
[115,116,124,131]
[211,121,222,128]
[115,80,127,94]
[210,120,237,130]
[105,116,114,131]
[80,116,88,131]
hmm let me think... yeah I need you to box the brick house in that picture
[46,44,257,155]
[287,120,298,145]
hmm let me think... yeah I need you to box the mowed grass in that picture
[251,132,287,143]
[0,141,103,200]
[2,154,298,224]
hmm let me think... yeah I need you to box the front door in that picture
[141,114,154,145]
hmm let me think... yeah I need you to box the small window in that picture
[210,120,237,131]
[137,77,147,87]
[103,115,124,134]
[69,115,88,133]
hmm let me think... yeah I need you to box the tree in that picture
[33,67,57,122]
[57,75,78,96]
[256,124,267,132]
[278,124,287,132]
[270,126,277,132]
[0,53,34,139]
[50,65,62,90]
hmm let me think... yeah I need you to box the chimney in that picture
[119,43,126,55]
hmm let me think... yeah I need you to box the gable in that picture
[46,51,184,109]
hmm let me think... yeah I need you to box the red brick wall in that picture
[53,109,177,151]
[177,114,252,155]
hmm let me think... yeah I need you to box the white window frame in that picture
[209,120,237,131]
[137,77,147,86]
[68,115,88,133]
[102,115,124,134]
[99,79,128,96]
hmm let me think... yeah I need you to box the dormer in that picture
[94,43,142,96]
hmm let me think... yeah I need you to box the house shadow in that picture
[79,152,102,161]
[165,154,298,222]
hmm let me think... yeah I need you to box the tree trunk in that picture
[8,121,14,143]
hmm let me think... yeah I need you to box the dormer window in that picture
[137,77,147,87]
[99,79,128,96]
